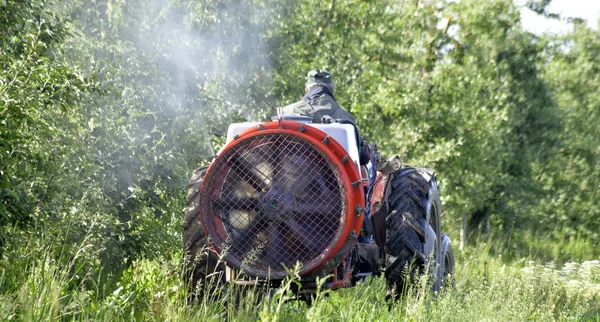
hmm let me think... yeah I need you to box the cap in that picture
[306,69,333,85]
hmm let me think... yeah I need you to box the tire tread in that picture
[183,166,225,298]
[384,167,435,300]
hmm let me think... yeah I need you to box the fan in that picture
[201,132,346,279]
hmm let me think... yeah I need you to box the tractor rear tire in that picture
[384,167,442,301]
[183,166,225,298]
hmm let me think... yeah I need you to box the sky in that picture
[518,0,600,34]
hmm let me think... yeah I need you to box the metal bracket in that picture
[355,205,364,216]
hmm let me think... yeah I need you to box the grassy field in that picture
[1,241,599,321]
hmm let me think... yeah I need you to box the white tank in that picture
[223,121,360,165]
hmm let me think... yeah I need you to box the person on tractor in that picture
[282,69,356,123]
[281,69,368,162]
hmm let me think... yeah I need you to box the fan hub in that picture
[261,186,295,222]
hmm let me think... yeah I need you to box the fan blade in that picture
[275,152,315,191]
[283,218,321,252]
[213,196,259,211]
[242,147,275,188]
[252,162,273,188]
[227,210,257,230]
[292,176,340,214]
[294,201,337,216]
[229,217,266,256]
[229,154,269,192]
[266,223,288,266]
[264,142,281,183]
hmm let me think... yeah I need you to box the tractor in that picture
[183,113,455,301]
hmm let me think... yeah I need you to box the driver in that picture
[281,69,356,123]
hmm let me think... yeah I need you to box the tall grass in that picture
[1,238,599,321]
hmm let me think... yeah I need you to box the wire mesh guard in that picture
[202,133,347,279]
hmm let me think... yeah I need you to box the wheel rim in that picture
[425,180,443,291]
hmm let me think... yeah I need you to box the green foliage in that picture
[534,24,600,242]
[0,0,96,252]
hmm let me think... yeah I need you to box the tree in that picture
[534,23,600,243]
[0,0,93,249]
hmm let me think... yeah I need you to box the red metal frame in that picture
[200,121,365,278]
[369,172,390,249]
